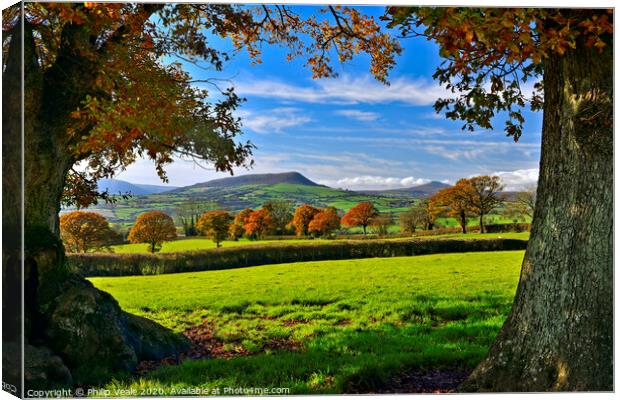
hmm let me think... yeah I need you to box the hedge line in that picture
[68,238,528,277]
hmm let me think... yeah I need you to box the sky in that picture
[115,5,543,191]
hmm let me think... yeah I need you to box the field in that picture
[109,232,529,254]
[90,251,524,394]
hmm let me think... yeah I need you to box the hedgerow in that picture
[68,238,527,277]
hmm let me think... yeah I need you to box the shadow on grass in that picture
[106,318,502,394]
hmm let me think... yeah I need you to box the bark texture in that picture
[461,39,613,391]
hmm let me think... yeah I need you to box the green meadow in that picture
[108,232,529,254]
[90,251,524,394]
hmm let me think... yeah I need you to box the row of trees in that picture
[60,179,537,252]
[398,176,536,235]
[59,200,392,253]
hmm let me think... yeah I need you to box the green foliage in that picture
[90,251,523,393]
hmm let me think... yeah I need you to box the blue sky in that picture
[116,5,542,191]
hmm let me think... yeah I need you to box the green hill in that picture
[84,173,417,228]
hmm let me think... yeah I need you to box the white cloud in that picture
[492,168,539,191]
[237,108,311,133]
[334,109,380,122]
[234,75,450,106]
[324,175,431,190]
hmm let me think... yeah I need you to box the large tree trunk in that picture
[3,20,189,390]
[461,37,612,391]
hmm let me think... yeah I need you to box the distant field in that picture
[110,237,332,254]
[108,232,529,254]
[91,251,523,394]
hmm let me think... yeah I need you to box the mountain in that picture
[176,171,322,191]
[97,179,177,196]
[360,181,451,198]
[88,172,415,227]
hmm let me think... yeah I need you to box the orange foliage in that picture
[243,209,275,239]
[341,202,379,235]
[127,211,176,253]
[196,211,232,247]
[429,180,475,234]
[291,204,320,236]
[308,207,341,237]
[59,211,114,253]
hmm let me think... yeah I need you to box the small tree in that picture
[262,199,294,234]
[430,181,475,234]
[228,223,245,241]
[196,211,232,248]
[399,200,434,234]
[243,209,275,240]
[371,213,393,236]
[128,211,177,253]
[229,208,253,240]
[341,202,379,235]
[60,211,115,253]
[292,204,320,236]
[465,176,505,233]
[308,207,341,237]
[514,186,537,219]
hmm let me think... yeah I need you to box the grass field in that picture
[109,237,333,254]
[109,232,529,254]
[90,251,524,394]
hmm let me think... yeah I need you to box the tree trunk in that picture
[461,37,612,391]
[3,21,189,390]
[479,213,485,234]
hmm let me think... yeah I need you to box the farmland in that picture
[91,251,523,394]
[109,232,530,254]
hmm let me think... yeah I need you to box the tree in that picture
[292,204,320,236]
[3,3,401,387]
[514,186,537,219]
[127,211,177,253]
[370,213,393,236]
[429,181,474,234]
[59,211,114,253]
[308,207,341,237]
[389,8,612,391]
[341,202,379,235]
[243,209,275,239]
[229,208,253,240]
[177,198,216,237]
[464,176,504,234]
[228,223,245,241]
[262,199,294,234]
[196,211,232,248]
[399,200,434,234]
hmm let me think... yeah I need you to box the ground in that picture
[110,232,529,254]
[89,250,523,394]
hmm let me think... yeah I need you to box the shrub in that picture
[67,237,528,277]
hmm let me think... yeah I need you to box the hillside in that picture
[85,172,417,227]
[175,171,322,191]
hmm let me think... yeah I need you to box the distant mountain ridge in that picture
[97,179,177,196]
[88,173,455,226]
[176,171,323,191]
[359,181,451,198]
